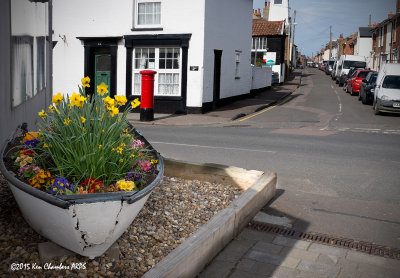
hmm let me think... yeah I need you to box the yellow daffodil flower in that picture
[98,145,102,149]
[81,116,86,123]
[52,93,63,105]
[43,143,49,148]
[63,118,71,125]
[69,93,86,108]
[119,158,124,163]
[109,106,119,117]
[131,98,141,109]
[97,82,108,96]
[101,129,105,133]
[81,76,90,88]
[38,110,47,119]
[114,95,127,106]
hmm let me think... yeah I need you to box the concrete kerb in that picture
[142,158,277,278]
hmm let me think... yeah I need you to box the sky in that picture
[253,0,397,57]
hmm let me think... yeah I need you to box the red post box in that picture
[139,70,157,121]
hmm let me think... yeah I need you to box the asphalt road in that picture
[136,67,400,248]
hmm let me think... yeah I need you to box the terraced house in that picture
[52,0,254,114]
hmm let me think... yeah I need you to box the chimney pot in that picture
[258,8,261,13]
[388,11,393,18]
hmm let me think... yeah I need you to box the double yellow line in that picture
[236,94,293,122]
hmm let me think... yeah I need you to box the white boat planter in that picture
[0,126,164,259]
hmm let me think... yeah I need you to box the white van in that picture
[336,55,367,86]
[373,63,400,115]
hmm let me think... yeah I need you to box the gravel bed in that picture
[0,173,243,278]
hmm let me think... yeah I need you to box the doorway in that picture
[213,50,222,109]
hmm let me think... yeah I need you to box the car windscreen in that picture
[329,61,335,65]
[357,71,369,79]
[382,75,400,89]
[370,75,377,84]
[343,61,366,69]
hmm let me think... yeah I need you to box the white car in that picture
[373,63,400,115]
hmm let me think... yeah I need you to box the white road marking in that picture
[150,141,277,154]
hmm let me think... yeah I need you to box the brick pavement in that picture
[198,228,400,278]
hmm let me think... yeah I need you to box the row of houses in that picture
[313,0,400,71]
[2,0,295,147]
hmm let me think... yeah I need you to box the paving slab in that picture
[245,249,301,268]
[272,235,311,250]
[296,260,340,277]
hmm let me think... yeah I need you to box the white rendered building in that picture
[52,0,253,113]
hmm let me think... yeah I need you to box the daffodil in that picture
[102,96,115,109]
[63,118,71,125]
[38,110,47,119]
[109,106,119,117]
[81,116,86,123]
[114,95,127,106]
[98,145,102,149]
[81,76,90,88]
[43,143,49,148]
[101,129,105,134]
[131,98,141,109]
[69,93,86,108]
[97,82,108,96]
[52,93,63,105]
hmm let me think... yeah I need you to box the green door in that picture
[95,54,111,97]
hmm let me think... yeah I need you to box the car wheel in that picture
[361,92,367,104]
[373,100,380,115]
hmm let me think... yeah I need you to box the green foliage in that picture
[33,84,146,187]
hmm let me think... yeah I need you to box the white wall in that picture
[356,36,373,69]
[203,0,253,103]
[269,0,289,25]
[251,66,272,90]
[52,0,134,96]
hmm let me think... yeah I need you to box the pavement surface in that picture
[198,226,400,278]
[126,70,301,126]
[128,69,400,277]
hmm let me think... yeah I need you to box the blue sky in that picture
[253,0,397,57]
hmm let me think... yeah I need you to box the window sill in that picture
[131,27,163,32]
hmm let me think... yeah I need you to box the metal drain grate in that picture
[248,220,400,260]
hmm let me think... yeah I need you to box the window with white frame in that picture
[235,51,241,79]
[133,47,181,96]
[134,0,161,27]
[252,37,268,51]
[380,27,384,47]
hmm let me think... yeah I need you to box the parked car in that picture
[343,68,359,91]
[346,70,372,96]
[373,63,400,115]
[325,60,335,75]
[331,61,337,80]
[336,55,366,86]
[359,72,377,105]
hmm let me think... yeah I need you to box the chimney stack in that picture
[263,1,270,20]
[388,11,393,18]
